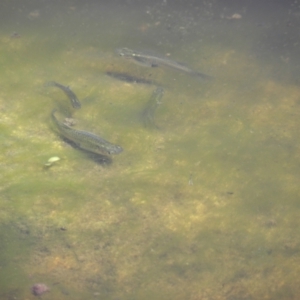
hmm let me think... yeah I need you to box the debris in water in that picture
[10,32,21,38]
[226,13,242,20]
[44,156,60,167]
[28,10,40,20]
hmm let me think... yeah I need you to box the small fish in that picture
[45,81,81,109]
[51,110,123,156]
[116,48,212,80]
[106,71,153,85]
[141,87,164,128]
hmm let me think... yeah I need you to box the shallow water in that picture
[1,0,300,299]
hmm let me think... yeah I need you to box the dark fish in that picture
[141,87,164,128]
[45,81,81,109]
[116,48,212,80]
[51,110,123,156]
[106,71,153,85]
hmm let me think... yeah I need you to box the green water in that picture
[1,0,300,299]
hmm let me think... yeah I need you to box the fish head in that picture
[94,143,123,156]
[108,144,123,155]
[115,48,135,59]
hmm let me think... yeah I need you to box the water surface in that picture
[1,0,300,299]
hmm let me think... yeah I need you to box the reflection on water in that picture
[1,0,300,299]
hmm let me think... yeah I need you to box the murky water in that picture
[1,0,300,299]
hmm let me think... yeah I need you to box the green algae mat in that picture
[1,1,300,299]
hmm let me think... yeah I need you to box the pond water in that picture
[1,0,300,299]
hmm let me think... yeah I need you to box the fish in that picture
[51,110,123,156]
[116,48,212,80]
[141,87,164,128]
[106,71,153,85]
[45,81,81,109]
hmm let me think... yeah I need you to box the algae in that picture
[1,1,300,299]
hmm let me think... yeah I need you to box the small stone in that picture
[31,283,49,296]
